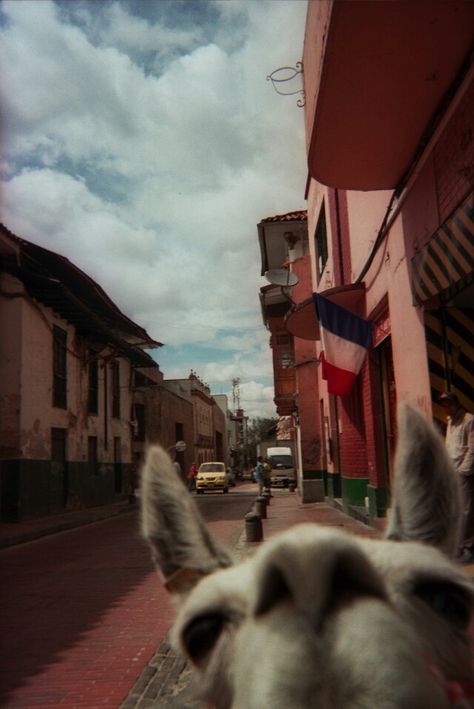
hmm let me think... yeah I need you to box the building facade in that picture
[257,211,324,500]
[163,372,228,466]
[258,1,473,522]
[0,225,160,520]
[297,0,474,521]
[132,366,194,486]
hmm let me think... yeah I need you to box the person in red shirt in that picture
[187,462,198,492]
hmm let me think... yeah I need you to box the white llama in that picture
[141,404,473,708]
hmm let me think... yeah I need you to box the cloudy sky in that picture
[0,0,308,418]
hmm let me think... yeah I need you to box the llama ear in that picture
[385,403,462,557]
[141,446,233,594]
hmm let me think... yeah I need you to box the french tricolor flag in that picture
[314,293,372,397]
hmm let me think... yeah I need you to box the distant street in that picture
[0,487,255,708]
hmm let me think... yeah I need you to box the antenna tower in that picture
[232,377,241,412]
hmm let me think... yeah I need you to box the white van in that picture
[266,447,295,488]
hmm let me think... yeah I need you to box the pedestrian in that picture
[263,458,272,490]
[255,456,264,495]
[187,462,198,492]
[439,392,474,562]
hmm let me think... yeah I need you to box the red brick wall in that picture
[297,358,322,470]
[339,374,368,478]
[363,357,387,488]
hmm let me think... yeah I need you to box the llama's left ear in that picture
[385,403,462,557]
[141,446,233,594]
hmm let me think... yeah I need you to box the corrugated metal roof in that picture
[0,223,161,367]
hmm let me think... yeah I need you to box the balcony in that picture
[304,0,474,190]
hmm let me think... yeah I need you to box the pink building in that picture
[258,211,324,501]
[263,1,474,522]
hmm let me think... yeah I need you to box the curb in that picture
[0,502,137,550]
[121,520,252,708]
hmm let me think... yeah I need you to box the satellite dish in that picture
[265,269,299,287]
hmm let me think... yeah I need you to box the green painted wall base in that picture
[326,472,341,499]
[341,476,368,513]
[367,484,388,519]
[0,459,132,522]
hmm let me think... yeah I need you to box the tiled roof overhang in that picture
[306,0,474,190]
[1,224,161,367]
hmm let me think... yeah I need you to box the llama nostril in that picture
[320,552,384,618]
[253,537,386,624]
[254,565,292,615]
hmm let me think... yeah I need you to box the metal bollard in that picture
[262,490,271,506]
[245,512,263,542]
[255,496,267,519]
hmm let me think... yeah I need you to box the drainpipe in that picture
[334,188,345,287]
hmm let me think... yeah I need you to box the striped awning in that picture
[411,192,473,304]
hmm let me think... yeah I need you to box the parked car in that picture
[196,462,229,494]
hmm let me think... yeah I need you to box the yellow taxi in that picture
[196,462,229,494]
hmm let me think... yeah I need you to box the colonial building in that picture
[0,225,160,520]
[163,372,227,466]
[131,365,194,486]
[258,210,324,501]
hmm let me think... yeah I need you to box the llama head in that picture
[141,404,473,708]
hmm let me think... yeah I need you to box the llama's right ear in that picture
[141,446,232,594]
[385,403,462,557]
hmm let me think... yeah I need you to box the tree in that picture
[244,416,278,463]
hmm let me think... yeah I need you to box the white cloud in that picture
[101,4,203,56]
[0,0,307,419]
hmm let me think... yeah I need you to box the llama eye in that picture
[182,613,226,663]
[414,581,471,630]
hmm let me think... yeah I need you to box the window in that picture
[112,360,120,418]
[88,436,98,474]
[315,206,328,281]
[88,357,99,415]
[53,326,67,408]
[276,333,294,369]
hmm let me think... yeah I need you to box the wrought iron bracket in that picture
[267,62,305,107]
